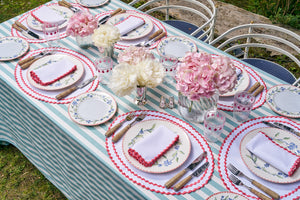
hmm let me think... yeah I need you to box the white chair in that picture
[128,0,217,43]
[210,23,300,84]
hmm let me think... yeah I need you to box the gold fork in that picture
[112,112,147,143]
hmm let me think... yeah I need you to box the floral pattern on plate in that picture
[156,36,197,59]
[266,85,300,118]
[0,37,29,61]
[122,119,191,173]
[26,54,84,91]
[68,91,117,126]
[27,5,73,31]
[76,0,109,7]
[240,127,300,183]
[206,191,249,200]
[106,13,154,40]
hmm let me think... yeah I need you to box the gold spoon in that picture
[105,113,135,137]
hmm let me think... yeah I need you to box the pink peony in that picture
[117,46,155,65]
[175,52,237,100]
[66,11,98,37]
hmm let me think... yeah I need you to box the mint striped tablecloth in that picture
[0,0,299,199]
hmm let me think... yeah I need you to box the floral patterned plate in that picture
[206,191,249,200]
[26,5,73,31]
[27,54,84,91]
[76,0,109,7]
[240,127,300,183]
[0,37,29,61]
[68,91,117,126]
[156,36,198,59]
[122,119,191,173]
[106,13,154,41]
[266,85,300,118]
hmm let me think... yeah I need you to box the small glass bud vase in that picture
[97,44,114,58]
[135,86,147,106]
[76,34,93,49]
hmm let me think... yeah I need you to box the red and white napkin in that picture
[246,131,300,176]
[31,5,66,25]
[114,15,145,36]
[30,58,77,86]
[128,126,179,167]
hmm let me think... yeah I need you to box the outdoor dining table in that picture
[0,0,299,199]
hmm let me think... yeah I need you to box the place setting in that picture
[218,115,300,200]
[15,47,98,104]
[105,110,214,194]
[11,2,88,43]
[95,10,167,49]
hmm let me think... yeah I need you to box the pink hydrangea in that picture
[117,46,155,65]
[175,52,237,100]
[66,11,98,37]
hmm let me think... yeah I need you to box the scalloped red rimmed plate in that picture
[122,119,191,173]
[206,191,249,200]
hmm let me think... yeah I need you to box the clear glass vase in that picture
[75,34,93,49]
[97,45,114,58]
[135,86,147,106]
[178,91,219,123]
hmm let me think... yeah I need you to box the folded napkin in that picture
[31,5,66,25]
[128,126,179,167]
[30,58,77,86]
[246,131,300,176]
[114,15,145,36]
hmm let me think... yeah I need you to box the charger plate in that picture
[218,116,300,199]
[26,54,84,91]
[27,4,73,31]
[106,13,154,40]
[68,91,117,126]
[122,119,191,173]
[0,37,29,61]
[266,85,300,118]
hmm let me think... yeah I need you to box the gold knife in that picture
[56,76,97,100]
[165,151,207,189]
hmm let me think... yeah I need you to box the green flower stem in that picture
[189,101,193,112]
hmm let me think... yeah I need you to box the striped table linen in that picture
[0,0,299,199]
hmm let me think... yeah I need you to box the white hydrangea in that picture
[92,25,120,47]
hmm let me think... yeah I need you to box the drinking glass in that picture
[203,110,226,143]
[159,56,178,84]
[42,23,60,47]
[94,56,113,85]
[233,91,255,122]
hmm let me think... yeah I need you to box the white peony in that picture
[92,25,120,47]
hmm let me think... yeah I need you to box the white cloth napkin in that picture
[31,5,66,25]
[246,131,300,176]
[128,126,179,167]
[114,15,145,36]
[30,58,77,86]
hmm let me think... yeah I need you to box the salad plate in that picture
[68,91,117,126]
[106,13,154,40]
[0,37,29,61]
[206,191,249,200]
[27,5,73,31]
[156,36,197,59]
[76,0,109,7]
[26,54,84,91]
[266,85,300,118]
[240,127,300,183]
[122,119,191,173]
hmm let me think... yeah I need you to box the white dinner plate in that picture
[206,191,249,200]
[240,127,300,184]
[156,36,198,59]
[266,85,300,118]
[76,0,109,7]
[68,91,117,126]
[122,119,191,173]
[0,37,29,61]
[26,54,85,91]
[106,13,154,40]
[26,5,73,31]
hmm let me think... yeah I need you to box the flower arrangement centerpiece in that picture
[110,46,164,105]
[92,24,121,58]
[176,52,237,122]
[66,11,98,48]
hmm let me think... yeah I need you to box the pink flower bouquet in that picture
[175,52,237,100]
[66,11,98,37]
[117,46,155,65]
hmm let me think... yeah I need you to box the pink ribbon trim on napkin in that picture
[30,65,77,86]
[128,131,179,167]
